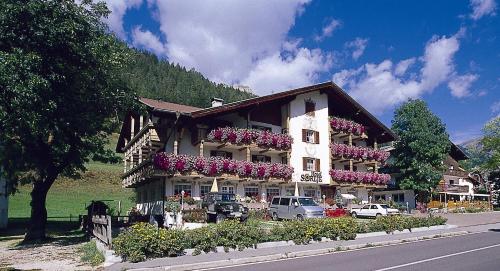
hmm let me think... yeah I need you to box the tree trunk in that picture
[24,181,51,241]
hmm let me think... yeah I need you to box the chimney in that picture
[211,98,224,107]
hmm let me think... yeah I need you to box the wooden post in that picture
[199,140,204,156]
[130,116,135,139]
[174,140,178,155]
[374,139,378,173]
[246,147,251,162]
[139,115,144,130]
[106,215,112,248]
[138,147,143,163]
[349,134,353,171]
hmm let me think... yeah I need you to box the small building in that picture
[116,82,396,215]
[374,142,487,211]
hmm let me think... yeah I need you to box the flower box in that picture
[330,143,390,163]
[206,127,293,151]
[329,169,391,185]
[153,153,294,179]
[329,117,365,136]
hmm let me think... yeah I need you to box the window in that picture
[291,198,298,206]
[374,195,386,202]
[252,125,272,132]
[281,156,288,165]
[174,184,192,196]
[343,165,357,171]
[285,189,295,196]
[244,186,259,197]
[266,188,280,201]
[252,155,271,163]
[303,157,320,172]
[272,197,280,205]
[371,205,378,210]
[362,205,370,209]
[304,189,317,198]
[393,193,404,203]
[200,185,211,197]
[302,129,319,144]
[280,197,291,206]
[210,151,233,159]
[221,185,234,194]
[305,100,315,116]
[449,180,455,185]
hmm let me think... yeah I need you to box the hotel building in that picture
[116,82,395,214]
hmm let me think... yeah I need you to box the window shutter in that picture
[302,129,306,142]
[315,131,320,144]
[315,159,321,171]
[302,157,307,171]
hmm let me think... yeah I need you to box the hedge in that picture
[113,216,447,262]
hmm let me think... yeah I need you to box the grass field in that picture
[8,134,135,219]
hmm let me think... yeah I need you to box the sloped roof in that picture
[140,97,202,114]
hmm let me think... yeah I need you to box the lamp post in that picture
[322,194,326,209]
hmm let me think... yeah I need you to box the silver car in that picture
[268,196,325,220]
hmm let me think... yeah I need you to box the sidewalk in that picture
[106,221,500,271]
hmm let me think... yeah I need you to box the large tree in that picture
[481,117,500,171]
[0,0,135,240]
[391,100,450,202]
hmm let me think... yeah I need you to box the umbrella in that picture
[294,181,299,196]
[210,177,218,192]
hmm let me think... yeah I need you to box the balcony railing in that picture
[329,169,391,185]
[330,143,390,163]
[206,127,293,151]
[153,152,294,180]
[329,117,365,136]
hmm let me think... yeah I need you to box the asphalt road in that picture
[199,230,500,271]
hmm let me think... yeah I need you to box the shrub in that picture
[248,209,268,220]
[79,240,104,266]
[364,216,447,234]
[185,226,218,255]
[113,223,186,262]
[183,209,207,223]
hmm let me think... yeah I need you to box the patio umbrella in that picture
[210,177,218,192]
[294,181,299,197]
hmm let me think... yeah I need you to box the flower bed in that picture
[329,169,391,185]
[330,143,390,163]
[207,127,293,151]
[329,117,365,136]
[153,153,293,179]
[113,216,447,262]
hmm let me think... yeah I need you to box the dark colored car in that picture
[202,192,249,223]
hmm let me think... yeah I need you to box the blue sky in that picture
[103,0,499,144]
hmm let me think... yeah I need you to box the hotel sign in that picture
[301,171,322,183]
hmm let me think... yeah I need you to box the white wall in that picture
[289,91,330,186]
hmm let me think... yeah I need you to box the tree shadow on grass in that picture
[1,218,88,249]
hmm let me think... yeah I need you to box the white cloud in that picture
[491,100,500,113]
[131,26,166,55]
[447,74,478,98]
[314,19,342,42]
[394,58,416,76]
[470,0,497,20]
[345,38,368,60]
[121,0,332,95]
[103,0,143,39]
[332,29,469,114]
[242,46,332,94]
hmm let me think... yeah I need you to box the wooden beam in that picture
[217,143,227,149]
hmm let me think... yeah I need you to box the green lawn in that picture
[9,162,135,219]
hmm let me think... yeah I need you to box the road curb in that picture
[126,230,470,271]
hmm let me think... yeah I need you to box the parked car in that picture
[201,192,249,223]
[350,204,400,218]
[268,196,325,220]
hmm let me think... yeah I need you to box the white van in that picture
[268,196,325,220]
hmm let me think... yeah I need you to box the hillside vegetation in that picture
[122,49,256,108]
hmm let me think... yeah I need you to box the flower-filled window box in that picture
[153,152,294,179]
[329,117,365,136]
[330,143,390,163]
[206,127,293,151]
[329,169,391,185]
